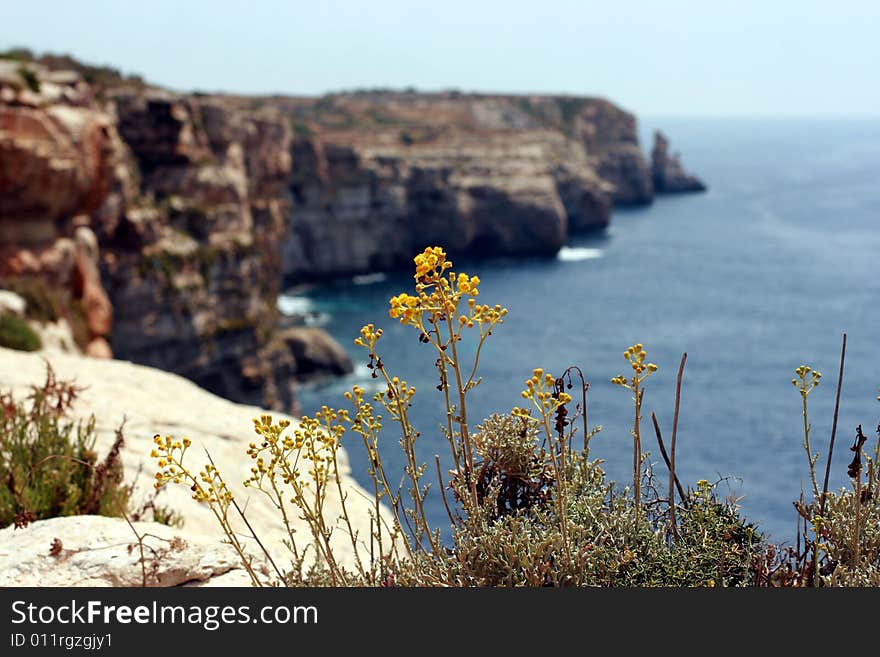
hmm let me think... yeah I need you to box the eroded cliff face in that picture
[0,60,115,357]
[1,54,704,411]
[99,90,302,409]
[0,59,349,412]
[273,93,656,281]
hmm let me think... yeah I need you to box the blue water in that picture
[287,118,880,544]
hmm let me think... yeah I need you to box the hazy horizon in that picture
[3,0,879,118]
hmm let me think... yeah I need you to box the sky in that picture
[2,0,879,117]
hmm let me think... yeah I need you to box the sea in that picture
[282,118,880,544]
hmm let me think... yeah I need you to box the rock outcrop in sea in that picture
[652,130,707,193]
[0,52,705,411]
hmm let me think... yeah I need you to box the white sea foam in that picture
[277,295,315,316]
[352,272,388,285]
[303,313,331,327]
[557,246,603,262]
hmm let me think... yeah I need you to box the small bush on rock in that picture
[0,313,42,352]
[0,365,129,528]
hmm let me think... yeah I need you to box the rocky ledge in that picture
[0,515,266,587]
[0,346,384,583]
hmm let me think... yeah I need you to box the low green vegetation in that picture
[0,277,92,351]
[0,364,187,532]
[0,365,129,527]
[0,314,42,352]
[1,277,63,324]
[16,66,40,93]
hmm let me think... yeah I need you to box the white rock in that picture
[31,318,81,355]
[0,290,26,316]
[0,515,266,587]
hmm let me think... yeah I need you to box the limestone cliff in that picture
[0,52,705,411]
[0,57,350,412]
[271,93,658,280]
[0,59,115,358]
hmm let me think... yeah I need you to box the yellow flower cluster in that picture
[610,343,658,390]
[151,434,190,486]
[246,413,343,488]
[353,323,383,349]
[151,434,232,505]
[388,376,416,403]
[792,365,822,397]
[343,384,366,405]
[465,299,508,328]
[512,368,572,420]
[387,246,502,335]
[413,245,452,282]
[344,385,383,465]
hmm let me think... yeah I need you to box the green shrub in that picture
[0,48,34,62]
[0,313,42,352]
[793,422,880,586]
[0,365,129,528]
[291,121,314,138]
[1,276,64,324]
[0,277,92,350]
[16,66,40,93]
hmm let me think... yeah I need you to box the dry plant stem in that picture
[432,320,461,474]
[445,312,477,504]
[539,412,571,563]
[369,460,386,569]
[233,493,286,584]
[670,353,687,528]
[801,390,820,500]
[853,473,862,569]
[633,387,644,513]
[377,366,437,555]
[810,333,846,587]
[569,366,589,455]
[212,508,262,586]
[273,457,344,584]
[191,470,264,586]
[364,434,407,561]
[349,400,409,560]
[205,452,286,584]
[267,474,299,561]
[820,333,847,515]
[464,327,492,389]
[331,454,366,578]
[120,512,149,588]
[870,430,880,499]
[435,454,457,527]
[649,413,687,512]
